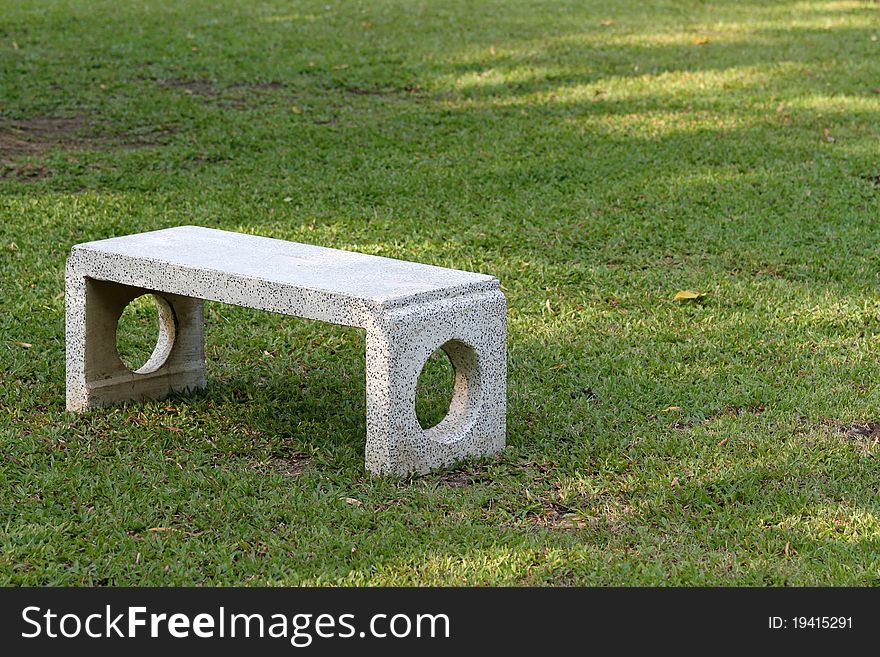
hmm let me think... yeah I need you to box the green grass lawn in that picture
[2,0,879,585]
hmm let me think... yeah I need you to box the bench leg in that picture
[364,289,506,475]
[65,267,206,411]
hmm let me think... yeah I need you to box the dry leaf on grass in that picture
[674,290,706,301]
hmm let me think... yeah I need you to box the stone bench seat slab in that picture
[68,225,500,327]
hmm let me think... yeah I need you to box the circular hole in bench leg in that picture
[415,347,455,430]
[116,294,176,374]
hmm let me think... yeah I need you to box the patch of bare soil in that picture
[231,81,286,91]
[436,470,472,488]
[526,493,639,532]
[251,455,311,478]
[156,78,289,110]
[345,86,389,96]
[840,422,880,447]
[0,116,93,159]
[1,161,50,181]
[425,455,505,488]
[346,84,424,97]
[1,114,176,181]
[530,500,592,530]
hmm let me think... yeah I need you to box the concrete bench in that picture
[65,226,506,475]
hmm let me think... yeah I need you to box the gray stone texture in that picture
[65,226,507,475]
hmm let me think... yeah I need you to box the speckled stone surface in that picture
[66,226,507,475]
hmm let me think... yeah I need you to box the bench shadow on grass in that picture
[193,309,369,469]
[195,308,478,474]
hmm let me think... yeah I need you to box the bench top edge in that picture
[69,226,500,304]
